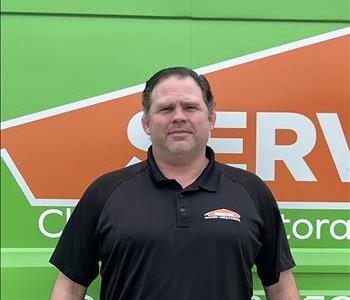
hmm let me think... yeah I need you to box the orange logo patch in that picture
[204,209,241,222]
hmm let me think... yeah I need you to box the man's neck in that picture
[153,149,209,188]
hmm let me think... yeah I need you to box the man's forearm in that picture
[50,272,87,300]
[264,269,300,300]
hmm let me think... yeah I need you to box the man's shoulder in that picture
[215,162,263,186]
[75,162,149,217]
[215,162,273,199]
[88,161,148,193]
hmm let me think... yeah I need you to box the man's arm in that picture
[264,269,300,300]
[50,272,87,300]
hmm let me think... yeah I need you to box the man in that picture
[50,67,299,299]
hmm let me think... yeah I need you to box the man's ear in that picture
[209,110,216,130]
[141,113,150,135]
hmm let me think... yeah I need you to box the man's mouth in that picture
[168,129,192,135]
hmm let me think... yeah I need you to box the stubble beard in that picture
[157,134,209,164]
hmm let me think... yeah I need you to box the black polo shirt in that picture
[50,146,295,300]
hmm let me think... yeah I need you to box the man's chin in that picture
[167,142,195,155]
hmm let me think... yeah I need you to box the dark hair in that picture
[142,67,215,115]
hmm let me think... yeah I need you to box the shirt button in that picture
[179,194,184,198]
[179,207,186,213]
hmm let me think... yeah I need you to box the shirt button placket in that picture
[176,194,189,228]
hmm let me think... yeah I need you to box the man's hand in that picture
[50,272,87,300]
[264,269,300,300]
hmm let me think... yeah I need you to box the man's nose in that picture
[172,108,186,122]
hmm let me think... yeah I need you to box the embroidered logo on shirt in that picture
[204,209,241,222]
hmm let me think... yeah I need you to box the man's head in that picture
[142,67,215,116]
[141,67,216,162]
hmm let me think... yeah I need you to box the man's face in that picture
[142,75,216,159]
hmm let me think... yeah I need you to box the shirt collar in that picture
[147,146,220,192]
[147,146,168,184]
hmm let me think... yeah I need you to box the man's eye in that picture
[159,107,171,112]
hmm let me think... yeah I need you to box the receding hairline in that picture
[142,66,215,116]
[148,74,208,106]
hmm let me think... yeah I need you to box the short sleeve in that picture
[49,181,102,286]
[254,181,296,286]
